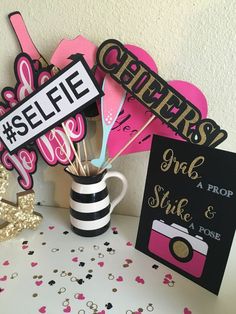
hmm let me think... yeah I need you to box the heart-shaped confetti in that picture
[72,257,78,262]
[184,308,192,314]
[22,245,28,250]
[2,260,9,266]
[0,288,5,293]
[125,259,133,264]
[63,305,71,313]
[97,311,105,314]
[126,242,132,246]
[165,274,172,280]
[98,261,104,267]
[76,293,85,300]
[35,280,43,286]
[31,262,38,267]
[38,306,46,313]
[116,276,123,282]
[48,226,55,230]
[0,276,7,281]
[163,278,170,284]
[135,276,145,284]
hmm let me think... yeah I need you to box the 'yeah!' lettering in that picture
[96,39,227,148]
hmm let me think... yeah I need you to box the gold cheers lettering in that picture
[148,185,192,222]
[161,148,205,180]
[96,39,227,148]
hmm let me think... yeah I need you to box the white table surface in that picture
[0,206,235,314]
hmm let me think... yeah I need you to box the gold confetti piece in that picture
[0,165,42,241]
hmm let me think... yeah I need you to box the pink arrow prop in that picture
[91,75,126,168]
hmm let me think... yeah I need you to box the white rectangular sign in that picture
[0,57,102,153]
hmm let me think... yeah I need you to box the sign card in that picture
[97,39,227,148]
[136,135,236,294]
[0,55,102,153]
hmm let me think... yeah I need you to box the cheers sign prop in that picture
[0,55,102,153]
[97,39,227,148]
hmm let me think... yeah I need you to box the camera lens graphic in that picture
[169,237,193,263]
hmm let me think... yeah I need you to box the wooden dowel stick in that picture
[62,123,86,176]
[51,130,78,175]
[82,139,90,176]
[75,143,81,172]
[99,115,156,173]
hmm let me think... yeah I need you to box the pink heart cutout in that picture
[165,274,172,280]
[107,44,208,158]
[31,262,38,267]
[0,288,5,293]
[125,259,133,264]
[126,242,132,246]
[22,245,28,250]
[2,260,9,266]
[163,278,169,284]
[38,306,46,313]
[184,307,192,314]
[98,262,104,267]
[135,276,145,284]
[116,276,123,282]
[76,293,85,300]
[97,311,106,314]
[35,280,43,286]
[63,305,71,313]
[0,275,7,281]
[72,257,78,262]
[48,226,55,230]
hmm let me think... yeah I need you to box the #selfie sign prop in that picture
[0,56,102,153]
[136,135,236,294]
[96,39,227,148]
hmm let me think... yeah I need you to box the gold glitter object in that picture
[0,165,43,241]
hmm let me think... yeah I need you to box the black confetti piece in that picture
[48,280,56,286]
[105,303,113,310]
[77,279,84,285]
[86,274,92,279]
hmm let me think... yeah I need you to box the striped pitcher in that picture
[66,169,127,237]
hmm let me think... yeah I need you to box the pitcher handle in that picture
[103,171,128,213]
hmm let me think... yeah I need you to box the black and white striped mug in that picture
[65,168,127,237]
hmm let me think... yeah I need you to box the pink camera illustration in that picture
[148,220,208,278]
